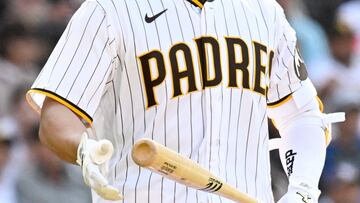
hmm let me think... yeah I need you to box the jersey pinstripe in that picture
[27,0,314,202]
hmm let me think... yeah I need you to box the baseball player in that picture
[26,0,344,202]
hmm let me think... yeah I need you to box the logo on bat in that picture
[159,162,177,175]
[200,178,223,193]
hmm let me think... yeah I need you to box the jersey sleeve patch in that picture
[26,88,93,124]
[294,48,308,81]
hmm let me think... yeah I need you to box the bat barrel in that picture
[132,139,158,167]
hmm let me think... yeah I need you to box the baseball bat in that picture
[131,138,259,203]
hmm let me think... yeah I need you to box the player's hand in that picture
[277,184,320,203]
[76,131,123,201]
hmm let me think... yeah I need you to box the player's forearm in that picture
[269,91,345,202]
[39,97,86,164]
[278,116,326,188]
[269,96,326,196]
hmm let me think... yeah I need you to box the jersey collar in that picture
[187,0,207,8]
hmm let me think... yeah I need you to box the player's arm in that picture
[39,97,84,164]
[267,3,344,202]
[26,1,122,200]
[39,96,122,200]
[268,91,344,202]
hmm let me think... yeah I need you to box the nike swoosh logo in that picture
[145,9,168,23]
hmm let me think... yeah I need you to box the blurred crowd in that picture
[0,0,359,203]
[0,0,91,203]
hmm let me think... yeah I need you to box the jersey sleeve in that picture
[26,1,118,125]
[267,6,317,108]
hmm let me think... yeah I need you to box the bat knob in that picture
[91,139,114,164]
[132,138,157,167]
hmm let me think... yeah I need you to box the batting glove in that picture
[277,183,320,203]
[76,131,123,201]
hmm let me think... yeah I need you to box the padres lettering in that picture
[139,36,274,108]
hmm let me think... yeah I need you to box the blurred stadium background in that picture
[0,0,359,202]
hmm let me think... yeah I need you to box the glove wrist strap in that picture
[76,131,89,166]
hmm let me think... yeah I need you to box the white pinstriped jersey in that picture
[27,0,316,202]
